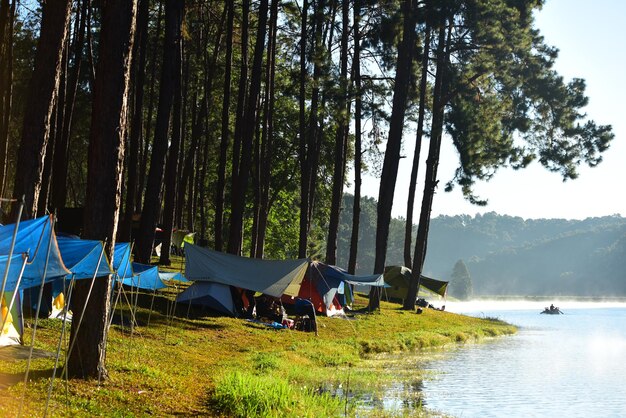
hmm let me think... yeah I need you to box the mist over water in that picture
[420,301,626,417]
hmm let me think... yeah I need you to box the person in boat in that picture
[550,304,556,312]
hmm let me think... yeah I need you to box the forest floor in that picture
[0,256,516,417]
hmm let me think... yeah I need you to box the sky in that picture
[352,0,626,221]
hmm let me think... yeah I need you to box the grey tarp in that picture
[184,244,309,298]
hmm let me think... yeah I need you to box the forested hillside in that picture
[338,194,626,296]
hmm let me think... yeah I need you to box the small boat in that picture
[540,305,563,315]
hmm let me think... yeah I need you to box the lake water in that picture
[420,301,626,417]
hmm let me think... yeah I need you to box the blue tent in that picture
[57,236,113,279]
[158,271,188,283]
[113,242,133,279]
[0,216,70,291]
[123,262,166,291]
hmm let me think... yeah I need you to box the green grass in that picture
[0,255,516,416]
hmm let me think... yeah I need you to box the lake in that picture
[418,301,626,417]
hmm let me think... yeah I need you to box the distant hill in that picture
[337,194,626,296]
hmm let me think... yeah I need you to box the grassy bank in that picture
[1,278,515,417]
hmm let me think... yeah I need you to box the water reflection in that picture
[420,302,626,417]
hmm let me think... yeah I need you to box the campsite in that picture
[0,214,516,416]
[1,0,624,416]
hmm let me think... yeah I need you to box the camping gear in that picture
[176,282,238,316]
[184,244,309,297]
[284,261,385,316]
[383,266,449,302]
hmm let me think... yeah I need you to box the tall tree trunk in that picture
[11,0,71,219]
[67,0,137,379]
[227,0,269,256]
[119,0,150,241]
[137,2,163,213]
[325,0,350,265]
[136,0,184,263]
[404,18,451,311]
[0,0,16,199]
[403,26,431,268]
[159,25,183,266]
[348,0,362,275]
[370,0,416,309]
[297,0,309,258]
[302,0,327,256]
[229,0,250,240]
[50,0,88,212]
[254,0,279,259]
[214,0,234,251]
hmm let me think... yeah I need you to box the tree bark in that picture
[325,0,350,265]
[135,0,184,264]
[404,18,451,311]
[159,23,183,266]
[370,0,416,309]
[11,0,71,219]
[0,0,16,199]
[50,0,88,212]
[67,0,137,379]
[227,0,269,256]
[137,2,163,213]
[297,0,309,258]
[348,0,362,275]
[214,0,234,251]
[403,26,431,268]
[119,0,150,241]
[254,0,279,259]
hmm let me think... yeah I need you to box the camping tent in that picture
[383,266,449,301]
[178,244,308,315]
[184,244,308,297]
[176,282,236,316]
[285,261,385,316]
[0,216,71,291]
[123,262,166,291]
[0,216,70,345]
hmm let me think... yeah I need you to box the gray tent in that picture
[184,244,308,297]
[176,282,236,316]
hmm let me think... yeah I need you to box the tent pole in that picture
[19,215,56,417]
[0,255,27,339]
[62,240,107,375]
[44,274,76,417]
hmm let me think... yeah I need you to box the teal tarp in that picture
[57,236,113,279]
[0,216,70,291]
[123,262,166,291]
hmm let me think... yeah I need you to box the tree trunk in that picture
[119,0,149,241]
[159,25,183,266]
[214,0,234,251]
[11,0,71,219]
[404,19,451,311]
[254,0,279,259]
[325,0,350,265]
[67,0,137,379]
[50,0,87,212]
[370,0,416,310]
[227,0,268,256]
[348,0,362,275]
[403,26,431,268]
[137,2,163,213]
[297,0,309,258]
[0,0,16,199]
[135,0,184,264]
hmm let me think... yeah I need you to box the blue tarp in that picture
[123,262,166,291]
[158,271,188,283]
[113,242,133,279]
[0,216,70,291]
[57,236,113,279]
